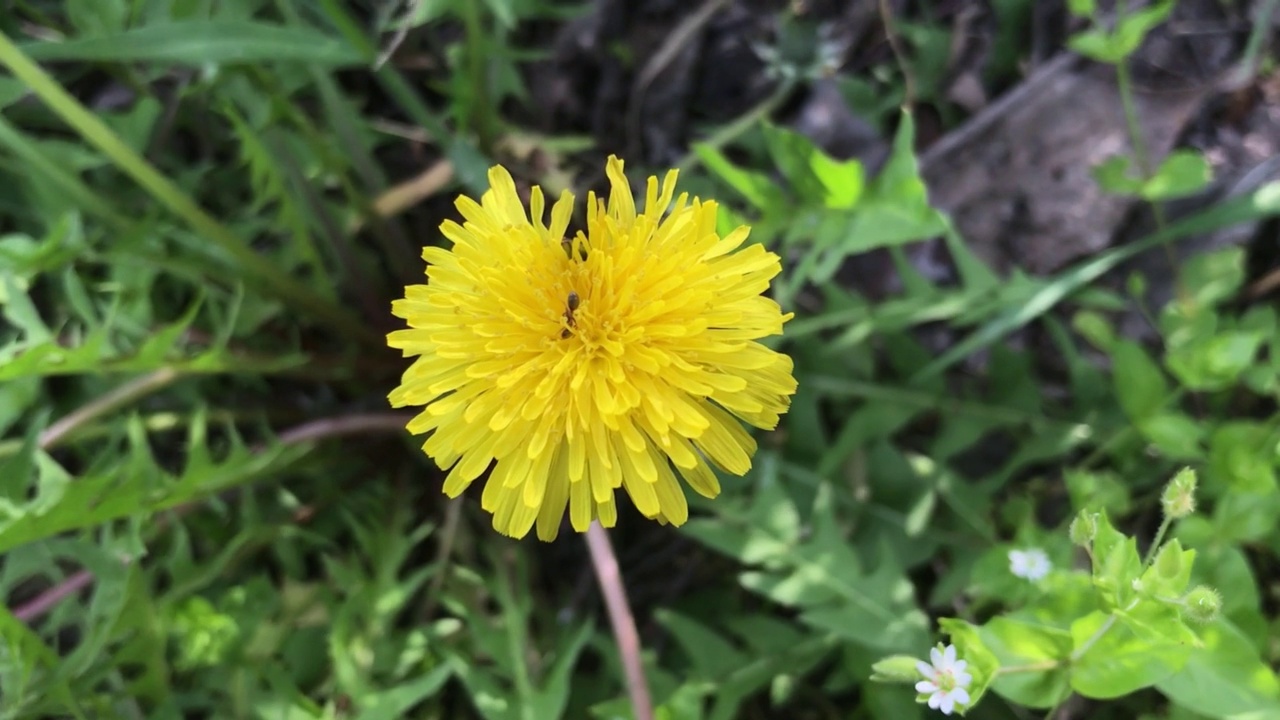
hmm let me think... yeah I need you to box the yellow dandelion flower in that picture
[388,155,796,541]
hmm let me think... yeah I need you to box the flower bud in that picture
[1161,467,1197,519]
[1069,510,1098,548]
[870,655,925,684]
[1181,585,1222,624]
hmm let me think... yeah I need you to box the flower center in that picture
[934,669,957,693]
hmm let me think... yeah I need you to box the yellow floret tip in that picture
[388,155,797,541]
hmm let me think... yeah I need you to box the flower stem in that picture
[586,522,654,720]
[1115,57,1176,272]
[1143,515,1172,567]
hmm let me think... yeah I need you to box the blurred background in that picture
[2,0,1280,718]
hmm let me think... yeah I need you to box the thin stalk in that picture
[1116,59,1175,269]
[676,76,798,173]
[1142,515,1172,566]
[586,522,654,720]
[0,30,379,347]
[38,368,180,449]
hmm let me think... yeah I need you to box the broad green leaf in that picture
[21,21,366,66]
[980,617,1071,709]
[1156,620,1280,717]
[1070,609,1190,698]
[1093,155,1145,195]
[1111,340,1169,422]
[810,149,865,209]
[840,112,948,254]
[1209,422,1276,494]
[1111,1,1176,59]
[938,618,1001,713]
[1067,0,1097,16]
[1091,511,1143,608]
[1142,149,1212,200]
[1140,540,1195,599]
[692,144,787,213]
[1138,412,1205,460]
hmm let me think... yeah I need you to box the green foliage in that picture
[2,2,1280,720]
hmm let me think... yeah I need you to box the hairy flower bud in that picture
[1181,585,1222,624]
[1069,510,1099,548]
[1161,467,1198,519]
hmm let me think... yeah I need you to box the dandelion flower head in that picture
[388,156,797,540]
[916,644,972,715]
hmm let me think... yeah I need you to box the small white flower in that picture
[915,644,972,715]
[1008,548,1052,581]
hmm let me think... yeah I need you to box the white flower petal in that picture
[917,661,936,680]
[954,670,973,687]
[927,692,943,710]
[951,660,968,675]
[939,694,955,715]
[942,644,957,665]
[916,680,938,694]
[930,646,945,667]
[952,687,971,706]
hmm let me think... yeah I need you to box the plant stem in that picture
[1070,599,1138,663]
[1143,515,1172,566]
[39,368,181,449]
[1115,58,1175,270]
[676,76,798,173]
[0,30,379,348]
[586,522,654,720]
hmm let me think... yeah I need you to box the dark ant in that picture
[561,291,580,338]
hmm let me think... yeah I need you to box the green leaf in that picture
[938,618,1001,713]
[1070,609,1190,699]
[0,413,311,553]
[810,149,866,209]
[980,617,1071,709]
[1093,155,1145,195]
[1140,540,1195,599]
[692,144,788,213]
[1138,412,1205,460]
[20,21,365,66]
[685,483,929,652]
[1091,511,1143,608]
[841,112,948,253]
[1156,620,1280,717]
[1142,149,1212,201]
[1067,0,1097,17]
[1068,29,1123,64]
[1112,1,1176,59]
[1111,340,1169,422]
[1209,422,1276,494]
